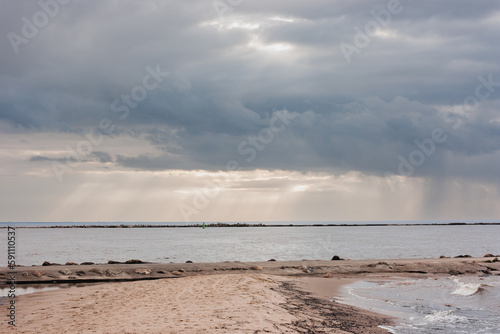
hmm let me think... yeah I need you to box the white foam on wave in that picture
[452,279,488,296]
[424,310,469,324]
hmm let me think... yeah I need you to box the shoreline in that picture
[2,257,498,285]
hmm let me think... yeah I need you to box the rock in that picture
[449,270,462,275]
[157,270,168,274]
[171,271,183,276]
[185,260,193,263]
[331,255,344,261]
[22,272,29,276]
[178,269,185,272]
[125,259,143,264]
[493,257,499,263]
[454,255,471,258]
[75,270,86,276]
[32,271,44,277]
[268,259,276,261]
[134,269,151,275]
[65,262,78,265]
[42,261,56,266]
[484,254,495,257]
[105,269,123,276]
[108,260,122,264]
[299,264,312,273]
[250,266,263,270]
[59,269,72,275]
[80,262,95,265]
[323,273,333,278]
[89,268,103,275]
[439,255,448,258]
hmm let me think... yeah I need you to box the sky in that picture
[1,0,499,223]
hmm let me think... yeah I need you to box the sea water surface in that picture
[340,275,500,333]
[2,224,499,266]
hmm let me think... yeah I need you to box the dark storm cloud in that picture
[1,0,499,181]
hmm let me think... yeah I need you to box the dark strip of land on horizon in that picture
[1,222,499,228]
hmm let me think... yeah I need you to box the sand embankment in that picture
[1,257,498,284]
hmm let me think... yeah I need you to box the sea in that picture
[1,222,499,333]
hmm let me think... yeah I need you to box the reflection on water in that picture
[0,282,105,302]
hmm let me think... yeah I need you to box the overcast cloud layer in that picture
[1,0,499,222]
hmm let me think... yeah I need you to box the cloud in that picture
[1,0,499,221]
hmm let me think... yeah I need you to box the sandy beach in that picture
[4,274,392,334]
[1,257,498,333]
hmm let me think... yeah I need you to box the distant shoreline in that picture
[1,222,499,228]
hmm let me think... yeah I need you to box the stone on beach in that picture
[105,269,123,276]
[171,271,183,276]
[32,271,44,277]
[59,269,72,275]
[250,266,263,270]
[448,269,462,275]
[89,268,104,275]
[331,255,344,261]
[125,259,143,264]
[80,262,95,265]
[299,265,312,273]
[134,269,151,275]
[42,261,60,266]
[65,262,78,265]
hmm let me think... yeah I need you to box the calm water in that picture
[1,225,499,266]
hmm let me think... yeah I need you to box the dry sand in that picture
[1,273,391,334]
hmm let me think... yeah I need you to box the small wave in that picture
[452,279,489,296]
[424,310,469,324]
